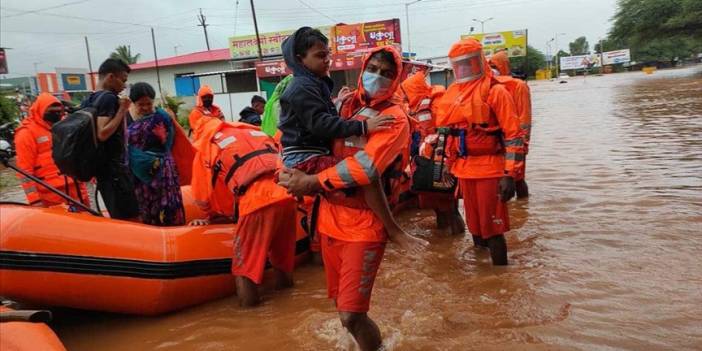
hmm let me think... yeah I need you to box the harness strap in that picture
[223,144,277,186]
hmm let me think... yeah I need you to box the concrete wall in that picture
[128,60,267,121]
[128,61,237,99]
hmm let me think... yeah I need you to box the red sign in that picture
[400,61,431,81]
[0,48,8,74]
[255,60,292,78]
[331,52,365,71]
[256,52,368,78]
[333,19,401,54]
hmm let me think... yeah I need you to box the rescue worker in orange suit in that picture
[489,50,532,198]
[189,115,295,307]
[188,85,224,140]
[397,69,465,235]
[435,39,525,266]
[279,47,428,351]
[14,93,89,208]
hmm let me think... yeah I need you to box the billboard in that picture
[560,54,601,70]
[56,67,88,91]
[332,19,402,54]
[255,52,367,78]
[229,26,335,59]
[602,49,631,65]
[255,60,291,78]
[229,30,294,59]
[461,29,527,57]
[0,48,8,74]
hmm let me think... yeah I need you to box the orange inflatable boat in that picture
[0,306,66,351]
[0,187,310,316]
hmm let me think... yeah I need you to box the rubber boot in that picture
[472,235,488,248]
[487,235,508,266]
[436,210,449,229]
[515,179,529,199]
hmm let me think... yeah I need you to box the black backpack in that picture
[410,128,457,193]
[51,92,108,181]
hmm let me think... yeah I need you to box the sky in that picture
[0,0,618,77]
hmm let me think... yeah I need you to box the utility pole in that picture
[554,32,566,77]
[250,0,263,61]
[150,28,163,100]
[546,38,554,75]
[174,45,181,56]
[197,8,211,51]
[599,38,605,72]
[472,17,493,33]
[404,0,423,55]
[84,36,95,90]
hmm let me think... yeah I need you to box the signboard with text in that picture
[0,48,8,74]
[560,54,602,70]
[602,49,631,65]
[461,29,527,57]
[333,19,401,54]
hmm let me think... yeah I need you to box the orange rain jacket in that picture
[189,85,224,140]
[315,46,410,243]
[489,52,533,152]
[435,39,525,180]
[397,70,446,148]
[190,116,289,219]
[14,93,89,206]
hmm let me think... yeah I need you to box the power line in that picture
[295,0,339,23]
[0,0,91,18]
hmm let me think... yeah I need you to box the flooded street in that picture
[4,67,702,350]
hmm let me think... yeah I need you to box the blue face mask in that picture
[362,71,393,98]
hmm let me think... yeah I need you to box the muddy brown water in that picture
[2,66,701,350]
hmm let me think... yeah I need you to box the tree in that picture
[109,45,140,64]
[0,95,18,125]
[612,0,702,44]
[632,37,700,65]
[569,36,589,55]
[609,0,702,64]
[509,45,546,78]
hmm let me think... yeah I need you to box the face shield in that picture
[450,52,484,83]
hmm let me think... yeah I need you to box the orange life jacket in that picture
[14,94,88,206]
[327,101,404,209]
[209,124,279,221]
[441,78,507,158]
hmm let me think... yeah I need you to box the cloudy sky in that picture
[1,0,618,77]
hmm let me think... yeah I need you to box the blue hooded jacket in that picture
[278,27,366,165]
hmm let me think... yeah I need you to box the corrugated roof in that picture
[130,48,231,70]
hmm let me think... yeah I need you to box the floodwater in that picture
[3,66,702,350]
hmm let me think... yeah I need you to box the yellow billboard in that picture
[229,26,334,59]
[461,29,527,57]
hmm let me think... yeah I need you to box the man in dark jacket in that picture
[238,95,266,126]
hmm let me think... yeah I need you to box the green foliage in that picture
[109,45,141,65]
[609,0,702,63]
[594,37,627,53]
[509,45,546,78]
[569,36,590,55]
[177,108,191,131]
[612,0,702,43]
[0,95,19,125]
[632,37,701,64]
[160,94,186,115]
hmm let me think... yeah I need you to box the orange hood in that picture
[23,93,61,130]
[490,50,511,76]
[341,46,404,117]
[435,38,493,126]
[398,70,432,111]
[196,85,214,108]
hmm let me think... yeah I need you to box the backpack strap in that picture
[223,144,277,186]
